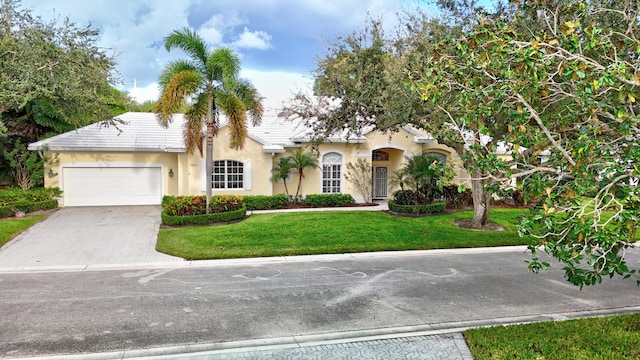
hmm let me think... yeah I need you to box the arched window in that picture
[322,152,342,193]
[422,151,447,164]
[213,160,244,189]
[372,150,389,161]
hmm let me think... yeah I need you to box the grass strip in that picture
[157,209,531,260]
[465,313,640,360]
[0,215,44,248]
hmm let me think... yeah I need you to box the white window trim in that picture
[320,150,345,194]
[200,160,251,191]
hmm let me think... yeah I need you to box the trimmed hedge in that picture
[0,199,59,218]
[303,194,355,207]
[243,194,288,210]
[0,188,62,206]
[161,206,247,226]
[388,200,447,215]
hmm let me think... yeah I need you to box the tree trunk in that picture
[205,98,214,214]
[205,122,214,214]
[471,172,489,229]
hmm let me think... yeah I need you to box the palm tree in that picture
[271,157,294,198]
[155,28,263,212]
[289,148,319,199]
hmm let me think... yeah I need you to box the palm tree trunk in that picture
[205,98,214,214]
[295,171,303,199]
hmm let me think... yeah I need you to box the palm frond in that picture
[215,90,247,150]
[158,60,199,87]
[235,79,264,126]
[155,69,203,126]
[207,47,240,85]
[182,92,210,155]
[164,27,209,69]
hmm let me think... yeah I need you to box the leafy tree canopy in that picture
[410,0,640,287]
[0,0,118,139]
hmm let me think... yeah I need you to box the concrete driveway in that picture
[0,206,182,271]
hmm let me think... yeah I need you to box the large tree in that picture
[0,0,118,136]
[155,28,263,211]
[411,0,640,287]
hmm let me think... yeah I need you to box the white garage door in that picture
[63,167,162,206]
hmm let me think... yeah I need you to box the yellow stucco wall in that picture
[45,151,180,199]
[45,126,475,203]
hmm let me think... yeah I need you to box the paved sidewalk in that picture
[140,334,473,360]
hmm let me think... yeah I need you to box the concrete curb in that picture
[10,305,640,360]
[0,246,529,274]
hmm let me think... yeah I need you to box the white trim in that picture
[200,160,206,192]
[320,150,345,194]
[244,160,252,190]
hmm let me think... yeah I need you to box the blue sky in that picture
[21,0,437,109]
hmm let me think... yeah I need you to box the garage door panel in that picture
[63,167,162,206]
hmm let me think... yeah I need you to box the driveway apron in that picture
[0,206,182,271]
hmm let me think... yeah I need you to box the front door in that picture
[373,166,388,198]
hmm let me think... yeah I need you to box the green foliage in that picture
[0,0,117,133]
[466,313,640,360]
[408,0,640,286]
[270,157,294,197]
[345,158,373,203]
[161,206,246,226]
[3,140,45,189]
[155,27,263,212]
[0,187,60,218]
[303,194,355,207]
[162,195,244,216]
[242,194,288,210]
[0,199,58,218]
[287,148,319,199]
[441,185,473,209]
[0,187,61,205]
[388,200,447,214]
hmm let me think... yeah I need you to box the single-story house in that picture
[28,111,471,206]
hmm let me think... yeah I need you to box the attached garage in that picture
[62,166,163,206]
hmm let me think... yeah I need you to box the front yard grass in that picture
[0,215,44,248]
[465,313,640,360]
[157,208,531,260]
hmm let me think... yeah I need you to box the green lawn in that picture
[0,215,44,248]
[157,209,531,260]
[465,313,640,360]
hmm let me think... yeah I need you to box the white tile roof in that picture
[28,110,434,153]
[28,112,186,152]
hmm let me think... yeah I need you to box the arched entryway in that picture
[371,147,405,200]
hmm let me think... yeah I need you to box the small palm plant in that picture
[271,157,294,198]
[289,148,319,200]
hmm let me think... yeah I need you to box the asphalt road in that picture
[1,247,639,358]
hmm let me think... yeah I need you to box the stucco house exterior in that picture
[28,111,471,206]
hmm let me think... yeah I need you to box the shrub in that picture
[392,190,426,206]
[243,194,288,210]
[210,195,244,213]
[388,200,447,214]
[161,206,246,226]
[303,194,354,207]
[440,185,472,209]
[0,199,59,218]
[162,195,244,216]
[0,187,61,206]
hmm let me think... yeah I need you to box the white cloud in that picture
[232,28,272,50]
